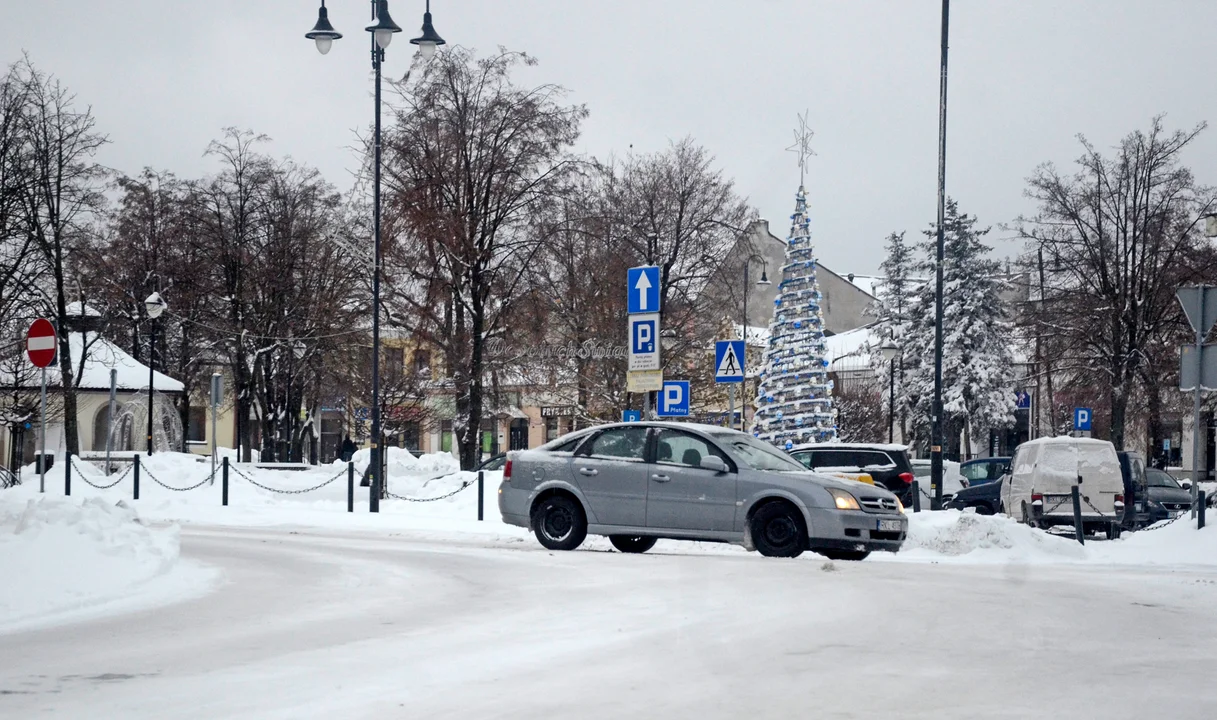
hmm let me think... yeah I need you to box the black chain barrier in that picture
[73,458,132,490]
[1136,510,1191,532]
[142,464,216,492]
[230,464,346,495]
[385,473,478,502]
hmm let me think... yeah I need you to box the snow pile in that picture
[1092,514,1217,567]
[900,509,1087,562]
[0,495,193,628]
[347,446,460,479]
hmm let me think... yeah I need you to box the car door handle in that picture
[651,474,671,483]
[578,467,599,476]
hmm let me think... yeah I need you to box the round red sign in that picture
[26,318,57,368]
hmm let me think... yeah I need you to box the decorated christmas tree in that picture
[752,124,836,448]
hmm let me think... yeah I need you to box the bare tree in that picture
[16,59,108,455]
[382,49,587,470]
[1018,117,1217,449]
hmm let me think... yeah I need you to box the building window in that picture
[413,350,431,378]
[400,421,421,454]
[441,420,453,453]
[545,416,560,443]
[188,407,207,443]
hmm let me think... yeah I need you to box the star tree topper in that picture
[786,110,816,185]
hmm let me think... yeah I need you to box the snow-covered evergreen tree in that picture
[752,184,836,448]
[867,231,918,440]
[903,199,1016,454]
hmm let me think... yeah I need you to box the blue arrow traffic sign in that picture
[627,266,661,314]
[715,340,745,383]
[657,381,690,417]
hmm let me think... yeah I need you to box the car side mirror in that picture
[1181,482,1192,491]
[700,456,729,473]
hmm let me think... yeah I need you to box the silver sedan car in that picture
[498,422,907,560]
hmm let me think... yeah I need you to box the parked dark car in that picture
[1142,467,1192,524]
[945,477,1003,515]
[789,443,915,507]
[960,457,1009,486]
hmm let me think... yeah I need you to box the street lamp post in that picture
[880,339,900,444]
[930,0,951,511]
[740,255,770,432]
[144,292,167,454]
[306,0,445,512]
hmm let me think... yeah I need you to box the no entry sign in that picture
[26,318,57,368]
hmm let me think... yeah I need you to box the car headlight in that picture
[829,488,860,511]
[896,497,905,514]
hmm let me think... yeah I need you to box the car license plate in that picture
[876,519,902,532]
[1170,511,1182,519]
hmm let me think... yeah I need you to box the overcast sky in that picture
[5,0,1217,275]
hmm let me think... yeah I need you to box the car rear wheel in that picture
[974,504,995,516]
[816,549,871,561]
[609,535,657,554]
[531,495,587,551]
[751,501,806,558]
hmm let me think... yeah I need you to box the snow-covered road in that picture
[2,526,1215,719]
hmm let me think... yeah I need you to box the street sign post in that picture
[26,319,56,494]
[1073,407,1092,433]
[1177,286,1217,516]
[628,313,660,372]
[657,381,690,418]
[715,339,745,431]
[627,265,662,417]
[627,266,661,314]
[1016,390,1032,442]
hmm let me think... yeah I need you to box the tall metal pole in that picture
[1191,293,1204,518]
[930,0,950,510]
[147,318,156,454]
[369,0,383,513]
[105,368,116,475]
[741,260,748,432]
[888,359,896,444]
[39,366,46,493]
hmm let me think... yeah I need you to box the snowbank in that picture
[1090,513,1217,567]
[897,510,1088,563]
[2,450,521,541]
[0,495,214,632]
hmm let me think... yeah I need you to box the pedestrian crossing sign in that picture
[715,340,745,383]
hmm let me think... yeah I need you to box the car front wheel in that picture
[531,495,587,551]
[751,501,806,558]
[609,535,657,554]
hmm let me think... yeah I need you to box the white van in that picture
[1002,437,1125,537]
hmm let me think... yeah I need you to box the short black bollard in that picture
[64,452,71,496]
[1071,485,1085,545]
[133,455,141,500]
[347,461,355,513]
[222,457,229,506]
[477,470,484,521]
[1199,491,1207,530]
[911,480,921,513]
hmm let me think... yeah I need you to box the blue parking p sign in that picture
[1074,407,1092,431]
[622,409,642,423]
[657,381,690,417]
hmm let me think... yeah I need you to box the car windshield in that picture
[1146,469,1181,488]
[712,433,806,472]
